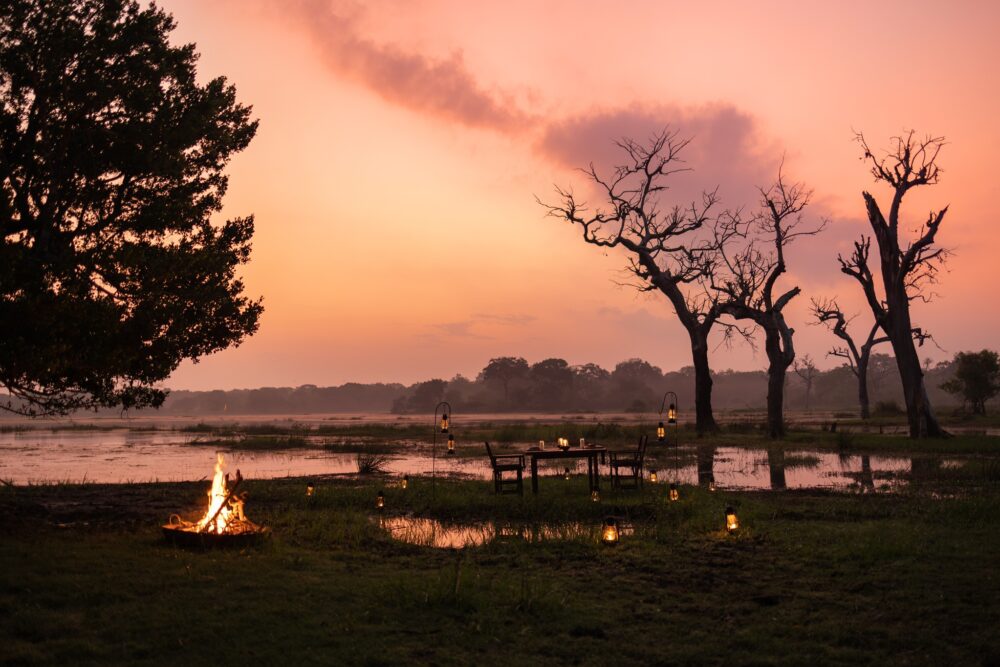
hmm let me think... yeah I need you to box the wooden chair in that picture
[608,435,648,490]
[484,441,524,495]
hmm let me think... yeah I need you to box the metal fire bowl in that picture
[161,524,271,550]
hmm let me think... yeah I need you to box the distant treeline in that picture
[141,355,968,416]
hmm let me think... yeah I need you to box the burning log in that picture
[163,454,269,549]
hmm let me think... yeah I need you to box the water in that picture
[0,427,944,492]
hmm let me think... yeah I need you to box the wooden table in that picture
[524,446,607,494]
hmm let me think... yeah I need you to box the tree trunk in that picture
[885,308,946,437]
[764,328,790,438]
[689,329,719,435]
[767,447,787,490]
[857,354,871,420]
[696,443,716,487]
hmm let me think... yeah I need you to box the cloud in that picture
[537,104,780,207]
[287,0,533,132]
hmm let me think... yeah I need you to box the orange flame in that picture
[198,453,232,533]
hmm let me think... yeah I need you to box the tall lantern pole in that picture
[432,400,453,496]
[659,391,679,488]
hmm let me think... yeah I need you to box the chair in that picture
[608,435,648,490]
[484,441,524,495]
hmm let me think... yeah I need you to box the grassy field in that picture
[2,458,999,666]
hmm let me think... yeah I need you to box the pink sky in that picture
[161,0,1000,390]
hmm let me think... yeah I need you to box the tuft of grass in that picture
[355,452,391,474]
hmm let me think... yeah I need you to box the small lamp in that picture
[306,481,315,497]
[564,467,571,481]
[591,489,600,502]
[440,413,449,433]
[708,481,716,492]
[667,403,677,425]
[558,437,570,450]
[447,434,455,455]
[376,490,385,511]
[725,506,739,533]
[657,421,665,442]
[538,439,545,450]
[649,469,658,484]
[401,474,409,490]
[668,483,679,502]
[601,516,620,546]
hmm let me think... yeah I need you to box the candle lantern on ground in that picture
[591,489,600,502]
[725,506,739,533]
[564,467,571,481]
[306,481,315,497]
[708,481,716,492]
[601,517,620,546]
[376,490,385,511]
[649,469,658,484]
[668,483,679,502]
[401,475,409,490]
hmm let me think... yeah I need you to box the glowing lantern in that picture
[558,437,570,450]
[376,490,385,511]
[708,481,716,492]
[538,440,545,450]
[657,422,665,442]
[306,481,315,497]
[668,483,679,502]
[591,489,600,502]
[725,506,739,533]
[667,403,677,425]
[579,438,586,447]
[440,413,449,433]
[601,517,620,546]
[649,469,658,484]
[447,434,455,455]
[401,475,409,490]
[564,467,571,481]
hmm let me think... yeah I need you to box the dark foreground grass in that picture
[1,474,998,666]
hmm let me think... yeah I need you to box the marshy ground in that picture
[2,425,999,666]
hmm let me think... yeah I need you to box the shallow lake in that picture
[0,427,944,493]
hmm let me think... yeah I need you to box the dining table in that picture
[524,445,608,494]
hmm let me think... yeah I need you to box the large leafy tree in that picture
[0,0,262,415]
[941,350,1000,416]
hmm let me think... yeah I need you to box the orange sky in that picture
[161,0,1000,390]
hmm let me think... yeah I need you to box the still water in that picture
[0,427,927,493]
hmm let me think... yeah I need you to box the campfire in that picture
[162,453,269,548]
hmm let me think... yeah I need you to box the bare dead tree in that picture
[811,298,890,419]
[538,129,729,434]
[840,131,950,437]
[712,169,826,438]
[793,354,818,412]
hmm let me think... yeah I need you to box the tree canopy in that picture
[0,0,262,415]
[941,350,1000,415]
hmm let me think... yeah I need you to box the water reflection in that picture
[378,516,634,549]
[0,429,946,493]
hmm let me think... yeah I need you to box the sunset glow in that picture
[161,0,1000,390]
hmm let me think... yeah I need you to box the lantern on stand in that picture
[657,421,665,443]
[440,413,449,433]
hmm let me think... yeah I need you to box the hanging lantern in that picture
[564,467,571,481]
[401,475,409,490]
[668,483,679,502]
[657,421,665,442]
[667,403,677,425]
[591,489,600,502]
[376,490,385,510]
[440,413,449,433]
[601,516,620,546]
[306,481,315,497]
[725,506,739,533]
[649,469,658,484]
[708,481,716,492]
[447,434,455,455]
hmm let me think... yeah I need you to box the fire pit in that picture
[162,454,269,549]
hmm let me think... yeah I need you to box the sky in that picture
[161,0,1000,391]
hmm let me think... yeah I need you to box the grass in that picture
[184,435,311,451]
[1,463,999,666]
